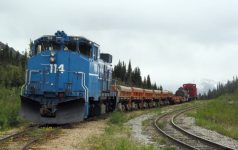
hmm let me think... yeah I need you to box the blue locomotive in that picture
[20,31,116,124]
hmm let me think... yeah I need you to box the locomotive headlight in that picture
[50,52,55,57]
[50,56,55,63]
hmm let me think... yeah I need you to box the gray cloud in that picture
[1,0,238,92]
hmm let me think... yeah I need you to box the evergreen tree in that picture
[21,50,28,71]
[131,67,142,87]
[146,75,151,89]
[112,60,161,90]
[126,60,132,85]
[3,44,9,63]
[152,82,157,89]
[200,76,238,99]
[15,52,20,65]
[0,42,26,88]
[9,48,13,64]
[122,61,127,82]
[159,85,163,91]
[143,77,147,88]
[0,48,3,64]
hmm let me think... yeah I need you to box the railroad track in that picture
[0,124,60,150]
[0,125,37,142]
[154,107,235,150]
[0,125,40,150]
[0,114,108,150]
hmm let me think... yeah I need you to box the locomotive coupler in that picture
[40,105,57,117]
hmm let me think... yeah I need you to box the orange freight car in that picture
[131,87,144,109]
[143,89,154,108]
[112,84,190,111]
[112,85,132,110]
[153,90,162,107]
[161,90,173,105]
[172,96,181,104]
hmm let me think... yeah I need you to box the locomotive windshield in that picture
[35,41,61,53]
[33,37,92,58]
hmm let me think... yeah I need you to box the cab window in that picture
[79,43,91,57]
[94,47,98,60]
[35,41,60,54]
[64,41,77,51]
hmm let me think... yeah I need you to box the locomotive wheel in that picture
[156,102,160,107]
[101,102,106,114]
[121,104,127,111]
[94,101,101,116]
[139,102,142,109]
[148,102,151,108]
[137,102,140,110]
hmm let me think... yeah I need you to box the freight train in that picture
[20,31,197,124]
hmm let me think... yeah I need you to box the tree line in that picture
[199,76,238,99]
[112,60,163,90]
[0,43,27,88]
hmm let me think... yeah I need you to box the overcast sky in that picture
[1,0,238,92]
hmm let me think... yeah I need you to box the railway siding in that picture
[175,112,238,149]
[154,107,235,150]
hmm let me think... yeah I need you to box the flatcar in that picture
[112,85,188,111]
[131,87,144,109]
[111,85,132,111]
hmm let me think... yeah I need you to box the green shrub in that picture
[0,87,22,130]
[109,111,127,126]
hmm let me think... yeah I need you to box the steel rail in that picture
[154,106,235,150]
[154,107,198,149]
[171,108,234,150]
[0,125,38,143]
[21,138,39,150]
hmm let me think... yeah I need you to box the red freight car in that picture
[183,83,197,100]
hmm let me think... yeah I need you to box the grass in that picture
[0,87,25,131]
[82,109,162,150]
[190,91,238,140]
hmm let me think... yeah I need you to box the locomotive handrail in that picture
[21,69,29,95]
